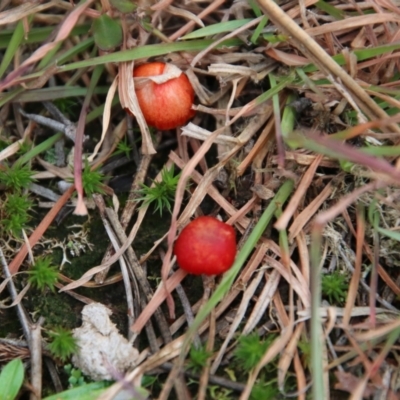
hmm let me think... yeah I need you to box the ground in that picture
[1,1,400,399]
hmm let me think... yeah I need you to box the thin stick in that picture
[0,247,32,342]
[30,317,44,400]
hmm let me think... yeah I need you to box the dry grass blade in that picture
[288,181,334,241]
[343,206,365,326]
[275,154,322,230]
[277,322,304,391]
[87,75,118,162]
[4,0,400,398]
[130,269,187,335]
[210,268,265,373]
[305,13,400,37]
[242,268,281,334]
[118,62,156,155]
[0,1,59,25]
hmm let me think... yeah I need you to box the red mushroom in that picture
[133,62,195,130]
[174,216,237,276]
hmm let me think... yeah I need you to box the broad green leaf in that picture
[92,15,123,51]
[42,382,148,400]
[42,382,110,400]
[0,358,24,400]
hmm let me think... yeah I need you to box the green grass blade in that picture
[281,94,297,139]
[53,38,94,67]
[376,226,400,242]
[0,24,91,49]
[360,145,400,157]
[37,42,63,70]
[16,133,64,166]
[0,88,24,108]
[0,86,109,104]
[250,16,268,44]
[0,358,24,400]
[315,0,345,20]
[248,0,263,17]
[0,17,33,79]
[181,19,253,40]
[310,226,325,400]
[254,73,295,107]
[58,38,242,72]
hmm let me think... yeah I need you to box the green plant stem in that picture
[310,225,325,399]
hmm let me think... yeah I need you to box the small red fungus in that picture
[133,62,195,130]
[174,216,237,276]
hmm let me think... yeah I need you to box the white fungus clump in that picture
[72,303,138,381]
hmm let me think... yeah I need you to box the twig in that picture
[104,205,136,338]
[197,309,216,400]
[0,247,32,342]
[30,317,44,400]
[175,283,201,348]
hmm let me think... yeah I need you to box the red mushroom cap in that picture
[174,216,237,276]
[133,62,195,130]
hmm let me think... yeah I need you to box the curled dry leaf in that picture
[88,75,119,162]
[118,61,156,155]
[166,5,205,28]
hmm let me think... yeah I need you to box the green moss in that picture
[25,290,78,329]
